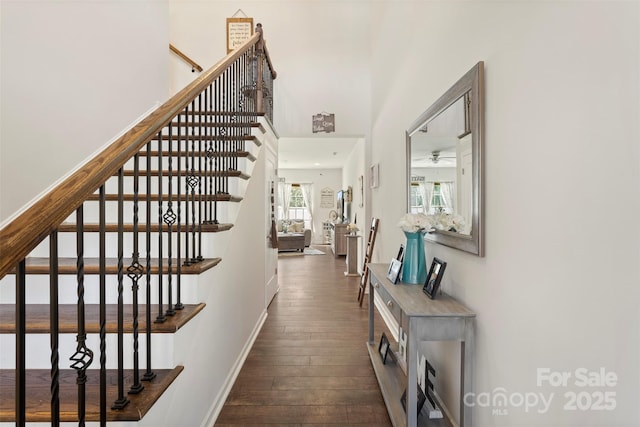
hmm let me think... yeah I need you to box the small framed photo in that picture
[423,257,447,299]
[396,244,405,262]
[400,383,427,416]
[386,258,402,284]
[378,332,391,364]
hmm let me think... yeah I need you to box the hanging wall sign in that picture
[320,187,334,208]
[312,112,335,133]
[226,17,254,53]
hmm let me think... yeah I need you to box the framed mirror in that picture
[406,62,484,256]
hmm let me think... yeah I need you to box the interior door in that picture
[265,154,279,307]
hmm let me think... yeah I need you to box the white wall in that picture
[169,0,372,138]
[279,168,342,244]
[342,137,366,270]
[0,1,170,222]
[370,2,640,426]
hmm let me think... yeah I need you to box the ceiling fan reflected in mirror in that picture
[414,150,456,166]
[429,151,455,164]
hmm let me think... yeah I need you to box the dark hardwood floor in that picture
[215,245,392,426]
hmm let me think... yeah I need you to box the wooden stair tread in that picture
[57,222,233,233]
[152,134,258,143]
[0,303,205,334]
[138,150,256,162]
[0,367,183,422]
[178,111,265,117]
[168,121,260,128]
[119,170,250,179]
[86,193,242,202]
[18,257,221,275]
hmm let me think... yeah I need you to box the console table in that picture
[367,264,475,427]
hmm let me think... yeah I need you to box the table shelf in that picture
[367,264,475,427]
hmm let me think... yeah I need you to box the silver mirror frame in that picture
[406,61,485,256]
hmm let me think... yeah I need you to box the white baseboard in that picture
[200,309,268,427]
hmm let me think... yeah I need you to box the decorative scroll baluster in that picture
[128,155,145,394]
[16,259,26,426]
[98,185,107,424]
[164,124,177,317]
[155,134,166,324]
[112,168,130,410]
[143,141,156,382]
[70,205,93,425]
[49,232,60,426]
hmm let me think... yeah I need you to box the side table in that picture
[344,234,361,276]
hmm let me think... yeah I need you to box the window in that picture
[288,185,311,229]
[410,184,424,214]
[430,182,445,213]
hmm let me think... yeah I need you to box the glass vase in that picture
[401,231,427,284]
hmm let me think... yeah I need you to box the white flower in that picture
[399,212,467,234]
[398,213,436,233]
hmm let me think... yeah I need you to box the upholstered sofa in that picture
[277,220,311,247]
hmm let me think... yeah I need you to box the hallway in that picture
[215,246,392,425]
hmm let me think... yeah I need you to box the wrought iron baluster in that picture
[164,124,176,317]
[143,141,156,382]
[213,78,220,225]
[128,155,145,394]
[71,205,93,425]
[16,259,26,427]
[222,69,229,196]
[175,113,184,311]
[187,100,198,265]
[206,84,214,224]
[232,59,239,171]
[49,231,60,426]
[196,93,204,262]
[155,134,166,324]
[98,185,107,424]
[112,168,130,409]
[183,102,191,265]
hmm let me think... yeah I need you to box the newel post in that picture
[255,23,264,114]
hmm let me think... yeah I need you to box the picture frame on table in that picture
[378,332,392,364]
[386,244,404,284]
[423,257,447,299]
[386,259,402,284]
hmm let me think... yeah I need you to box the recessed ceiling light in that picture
[314,162,321,166]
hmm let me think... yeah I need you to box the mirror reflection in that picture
[406,61,484,256]
[409,93,472,234]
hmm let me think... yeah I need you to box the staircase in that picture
[0,25,277,426]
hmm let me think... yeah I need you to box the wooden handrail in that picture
[169,44,203,72]
[0,28,276,280]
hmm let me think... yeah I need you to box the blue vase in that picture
[401,231,427,284]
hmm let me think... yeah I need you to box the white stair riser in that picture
[0,333,176,370]
[0,274,200,305]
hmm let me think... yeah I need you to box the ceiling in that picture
[278,137,359,170]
